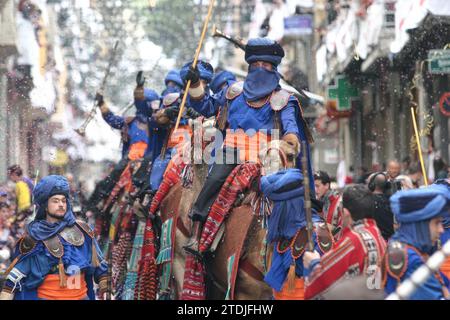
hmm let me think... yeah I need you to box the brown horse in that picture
[157,135,291,300]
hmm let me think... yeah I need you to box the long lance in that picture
[211,25,308,99]
[301,141,314,251]
[386,239,450,300]
[173,0,216,132]
[74,40,119,136]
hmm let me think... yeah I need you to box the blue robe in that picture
[102,110,151,159]
[384,247,450,300]
[187,82,315,194]
[5,228,108,300]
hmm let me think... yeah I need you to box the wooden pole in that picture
[410,107,428,186]
[174,0,215,132]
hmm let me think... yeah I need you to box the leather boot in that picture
[183,220,203,257]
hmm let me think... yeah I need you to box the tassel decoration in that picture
[287,261,296,293]
[59,258,67,288]
[92,240,100,268]
[216,102,229,131]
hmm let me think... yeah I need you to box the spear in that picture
[173,0,216,132]
[410,107,428,186]
[386,239,450,300]
[301,141,314,251]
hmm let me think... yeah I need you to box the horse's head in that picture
[260,139,299,175]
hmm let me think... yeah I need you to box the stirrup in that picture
[183,241,203,259]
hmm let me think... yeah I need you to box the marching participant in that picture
[148,61,213,192]
[0,175,108,300]
[86,86,160,209]
[180,38,315,256]
[384,185,450,299]
[261,141,332,300]
[148,69,185,162]
[303,185,386,299]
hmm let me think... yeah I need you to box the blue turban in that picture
[180,60,214,83]
[432,179,450,228]
[27,175,77,241]
[390,186,450,223]
[390,185,450,254]
[164,69,183,88]
[210,70,236,94]
[245,38,285,66]
[135,88,160,117]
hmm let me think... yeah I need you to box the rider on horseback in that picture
[180,38,315,257]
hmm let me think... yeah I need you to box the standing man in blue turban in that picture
[0,175,108,300]
[180,38,315,256]
[384,186,450,299]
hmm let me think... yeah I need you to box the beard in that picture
[47,210,66,220]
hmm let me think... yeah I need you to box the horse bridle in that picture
[264,146,288,170]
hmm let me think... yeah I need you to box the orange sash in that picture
[128,141,148,161]
[273,278,305,300]
[224,129,271,162]
[37,274,88,300]
[441,257,450,280]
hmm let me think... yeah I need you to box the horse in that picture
[156,128,293,300]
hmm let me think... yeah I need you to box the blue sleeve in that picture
[92,237,108,282]
[403,250,445,300]
[4,244,54,293]
[280,98,300,138]
[102,111,125,129]
[187,87,227,118]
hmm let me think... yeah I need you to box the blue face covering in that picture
[243,66,281,102]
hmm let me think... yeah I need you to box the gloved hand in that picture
[98,101,109,114]
[153,109,171,125]
[186,107,201,119]
[184,66,200,85]
[134,86,145,101]
[95,92,104,107]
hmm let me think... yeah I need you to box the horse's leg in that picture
[234,222,272,300]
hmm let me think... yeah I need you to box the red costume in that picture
[304,218,386,299]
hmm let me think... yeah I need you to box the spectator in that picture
[356,166,369,184]
[314,170,331,201]
[7,165,33,216]
[0,203,14,272]
[0,189,8,204]
[386,160,401,181]
[402,156,411,175]
[434,156,448,180]
[407,163,423,188]
[367,172,395,240]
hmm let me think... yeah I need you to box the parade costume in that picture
[210,70,236,95]
[0,175,108,300]
[433,179,450,279]
[304,218,386,299]
[87,89,161,210]
[148,63,211,193]
[102,88,160,160]
[384,186,450,299]
[261,168,333,299]
[182,38,314,255]
[149,69,184,163]
[320,190,343,241]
